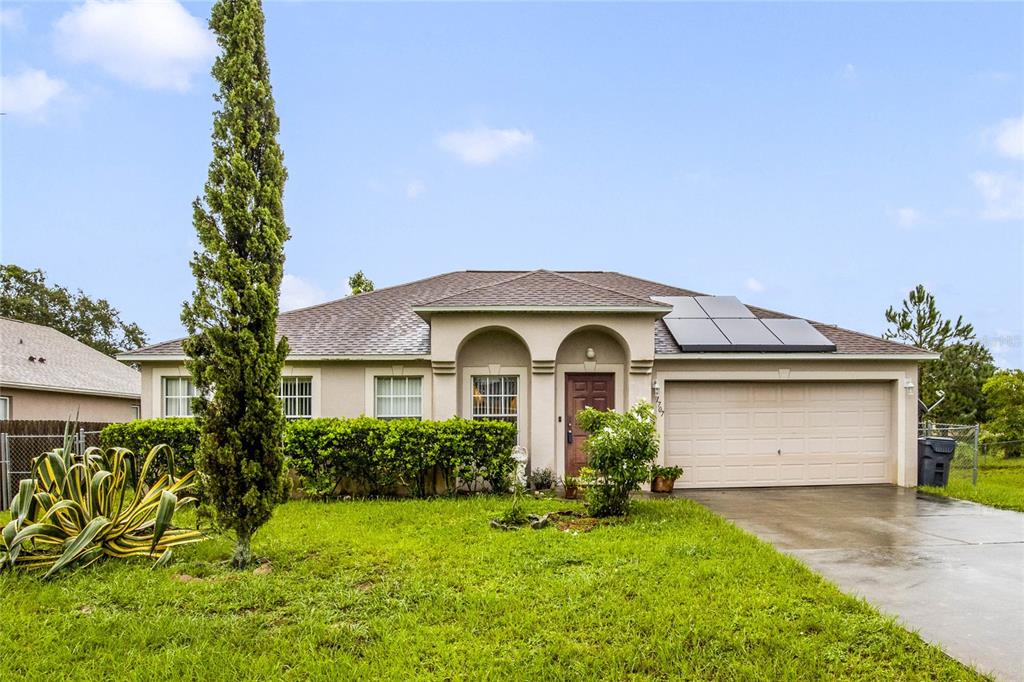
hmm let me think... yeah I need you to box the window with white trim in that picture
[279,376,313,419]
[0,396,9,420]
[163,377,196,417]
[131,405,140,420]
[375,376,422,419]
[471,375,518,425]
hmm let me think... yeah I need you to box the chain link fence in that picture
[919,422,980,485]
[0,429,103,509]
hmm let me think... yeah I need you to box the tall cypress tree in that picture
[182,0,289,568]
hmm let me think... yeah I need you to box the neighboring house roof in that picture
[0,318,141,398]
[121,270,927,359]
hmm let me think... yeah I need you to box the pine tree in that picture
[348,270,375,295]
[883,284,974,351]
[181,0,289,569]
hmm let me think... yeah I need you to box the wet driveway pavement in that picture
[682,485,1024,681]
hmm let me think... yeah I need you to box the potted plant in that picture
[649,465,683,493]
[563,473,580,499]
[528,467,555,491]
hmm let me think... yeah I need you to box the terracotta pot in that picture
[563,485,579,500]
[651,476,676,493]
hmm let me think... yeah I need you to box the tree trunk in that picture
[232,532,253,569]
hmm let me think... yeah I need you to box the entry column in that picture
[529,360,556,473]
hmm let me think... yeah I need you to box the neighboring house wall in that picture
[0,386,139,423]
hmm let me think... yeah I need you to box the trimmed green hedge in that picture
[100,417,517,498]
[100,418,200,475]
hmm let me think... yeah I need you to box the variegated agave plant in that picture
[1,427,204,578]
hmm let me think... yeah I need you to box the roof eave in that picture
[117,353,431,363]
[654,352,939,361]
[413,305,670,320]
[0,380,141,400]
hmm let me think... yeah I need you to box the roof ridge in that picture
[416,270,550,306]
[603,271,708,297]
[553,271,672,306]
[277,270,518,318]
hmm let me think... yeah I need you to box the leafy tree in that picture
[884,284,974,351]
[884,285,993,424]
[982,371,1024,457]
[348,270,374,295]
[0,264,147,356]
[181,0,289,569]
[923,342,995,424]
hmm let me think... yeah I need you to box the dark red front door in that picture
[565,373,614,476]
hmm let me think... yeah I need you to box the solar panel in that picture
[664,318,729,350]
[715,318,783,348]
[695,296,755,318]
[651,296,708,318]
[658,294,838,353]
[762,319,836,351]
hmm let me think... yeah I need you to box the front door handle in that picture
[567,429,573,444]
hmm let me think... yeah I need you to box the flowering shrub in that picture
[576,401,659,517]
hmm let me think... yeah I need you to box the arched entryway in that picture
[555,326,629,476]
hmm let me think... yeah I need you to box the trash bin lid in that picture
[919,436,956,454]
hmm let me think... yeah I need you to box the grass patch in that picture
[0,497,981,680]
[921,455,1024,512]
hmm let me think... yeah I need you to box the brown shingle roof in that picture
[1,318,141,397]
[123,270,925,358]
[416,270,669,309]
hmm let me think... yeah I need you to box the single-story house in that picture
[0,317,141,423]
[120,270,934,488]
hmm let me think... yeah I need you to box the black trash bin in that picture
[918,437,956,487]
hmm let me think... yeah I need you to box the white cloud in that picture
[437,126,535,165]
[54,0,217,92]
[279,274,328,312]
[744,277,765,293]
[1,8,24,30]
[889,207,922,228]
[992,116,1024,160]
[406,179,425,199]
[0,68,68,118]
[971,171,1024,222]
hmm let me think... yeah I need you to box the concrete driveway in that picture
[682,485,1024,681]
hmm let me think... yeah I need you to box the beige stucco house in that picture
[0,318,141,423]
[120,270,934,488]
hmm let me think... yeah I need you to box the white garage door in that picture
[664,381,893,488]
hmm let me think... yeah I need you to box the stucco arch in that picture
[455,325,532,364]
[554,324,630,365]
[455,327,532,446]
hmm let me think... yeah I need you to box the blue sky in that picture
[2,2,1022,366]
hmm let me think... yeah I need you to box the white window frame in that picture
[0,396,9,420]
[279,376,313,419]
[131,405,140,420]
[374,375,424,419]
[162,376,196,417]
[470,375,520,426]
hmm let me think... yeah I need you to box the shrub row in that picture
[100,417,518,498]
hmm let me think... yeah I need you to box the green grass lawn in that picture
[921,455,1024,512]
[0,497,981,680]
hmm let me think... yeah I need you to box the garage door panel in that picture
[665,381,893,488]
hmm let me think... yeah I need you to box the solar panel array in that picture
[652,296,836,353]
